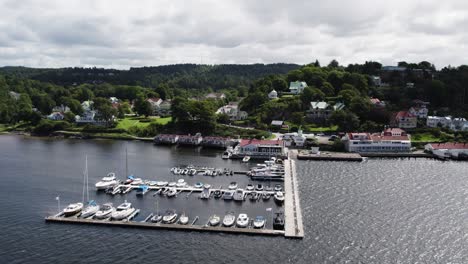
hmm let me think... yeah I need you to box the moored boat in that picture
[162,210,178,224]
[273,211,285,230]
[111,201,136,220]
[95,173,118,190]
[222,212,236,227]
[166,187,177,197]
[222,190,234,200]
[179,213,189,225]
[63,202,84,217]
[81,200,99,218]
[150,212,162,223]
[228,182,237,190]
[208,214,221,226]
[242,156,250,162]
[253,216,265,228]
[94,203,114,219]
[274,191,285,204]
[236,213,249,228]
[233,189,244,201]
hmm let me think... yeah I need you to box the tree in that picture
[349,97,371,120]
[319,82,335,96]
[338,89,359,105]
[271,78,288,92]
[134,97,152,117]
[328,59,340,68]
[330,110,360,132]
[300,87,325,105]
[287,69,304,83]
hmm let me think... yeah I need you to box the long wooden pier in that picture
[44,216,285,237]
[283,159,304,238]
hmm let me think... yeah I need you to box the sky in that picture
[1,0,467,69]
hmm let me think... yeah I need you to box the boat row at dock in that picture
[170,166,234,176]
[154,133,236,148]
[55,200,285,231]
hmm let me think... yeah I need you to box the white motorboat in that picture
[242,156,250,162]
[222,212,236,227]
[156,181,168,187]
[166,187,177,197]
[63,202,83,216]
[95,173,118,190]
[81,200,99,218]
[111,201,136,220]
[236,213,249,228]
[208,214,221,226]
[176,179,186,188]
[179,213,189,225]
[274,191,285,204]
[222,190,234,200]
[194,182,203,188]
[203,184,211,189]
[228,182,237,190]
[200,187,210,199]
[130,178,143,185]
[246,184,254,191]
[168,182,176,187]
[150,213,162,223]
[233,189,244,201]
[222,151,232,159]
[274,184,283,191]
[253,216,265,228]
[94,203,114,219]
[162,210,178,224]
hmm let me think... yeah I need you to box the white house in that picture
[425,143,468,159]
[158,100,172,116]
[47,112,65,121]
[343,128,411,153]
[205,93,226,100]
[109,97,119,104]
[289,81,307,94]
[52,105,70,113]
[75,110,97,124]
[307,101,345,120]
[268,89,278,99]
[451,118,468,131]
[426,116,452,128]
[281,129,306,147]
[9,91,20,100]
[216,104,248,121]
[409,105,428,119]
[81,100,93,111]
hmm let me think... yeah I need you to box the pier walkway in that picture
[284,159,304,238]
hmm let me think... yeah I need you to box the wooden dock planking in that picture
[44,216,285,237]
[283,159,304,238]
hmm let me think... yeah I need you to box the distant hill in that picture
[0,63,301,90]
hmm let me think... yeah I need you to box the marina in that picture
[44,150,304,239]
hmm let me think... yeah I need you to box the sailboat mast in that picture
[85,155,89,202]
[125,146,128,177]
[82,156,86,204]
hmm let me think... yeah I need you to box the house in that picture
[9,91,20,100]
[109,97,119,104]
[236,139,286,158]
[281,129,306,147]
[408,106,428,119]
[370,76,382,87]
[425,143,468,159]
[75,110,97,124]
[205,93,226,100]
[370,98,386,108]
[343,129,411,153]
[47,112,65,121]
[201,136,236,148]
[268,90,278,99]
[392,111,417,129]
[271,120,283,127]
[81,100,93,111]
[427,116,452,128]
[307,101,345,121]
[216,104,248,121]
[289,81,307,94]
[146,98,163,115]
[177,133,203,146]
[52,105,71,113]
[154,134,179,145]
[158,100,172,117]
[451,118,468,131]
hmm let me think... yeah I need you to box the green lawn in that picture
[116,117,172,130]
[304,125,338,133]
[411,132,446,142]
[0,124,6,132]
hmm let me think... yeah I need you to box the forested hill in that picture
[0,63,301,90]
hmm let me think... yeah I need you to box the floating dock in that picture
[44,216,285,237]
[297,151,363,161]
[283,159,304,238]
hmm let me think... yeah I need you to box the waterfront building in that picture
[177,133,203,146]
[289,81,307,94]
[425,143,468,159]
[343,129,411,153]
[237,139,286,157]
[154,134,179,145]
[201,136,236,148]
[281,129,306,147]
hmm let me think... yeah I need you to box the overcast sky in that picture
[1,0,467,69]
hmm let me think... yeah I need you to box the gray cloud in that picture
[0,0,467,69]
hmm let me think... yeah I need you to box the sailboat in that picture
[150,199,162,223]
[81,156,99,218]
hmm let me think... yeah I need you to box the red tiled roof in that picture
[429,143,468,150]
[370,134,410,141]
[395,111,416,119]
[240,139,283,147]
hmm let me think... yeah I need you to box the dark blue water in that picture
[0,135,466,263]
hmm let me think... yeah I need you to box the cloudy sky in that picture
[1,0,467,69]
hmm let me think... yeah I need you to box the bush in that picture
[33,120,70,136]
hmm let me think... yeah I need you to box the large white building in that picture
[216,104,248,121]
[426,116,468,131]
[236,139,286,158]
[343,128,411,153]
[425,143,468,159]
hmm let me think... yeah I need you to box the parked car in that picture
[328,135,339,141]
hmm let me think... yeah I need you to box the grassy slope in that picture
[116,117,172,130]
